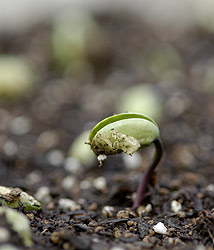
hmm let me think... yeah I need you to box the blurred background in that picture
[0,0,213,204]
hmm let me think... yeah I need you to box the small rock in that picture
[9,116,31,135]
[35,186,51,204]
[153,222,167,235]
[116,210,129,219]
[50,231,61,244]
[113,228,122,238]
[102,206,114,217]
[62,176,76,190]
[171,200,182,213]
[64,157,82,174]
[47,149,64,167]
[3,140,18,157]
[93,176,107,191]
[58,198,81,211]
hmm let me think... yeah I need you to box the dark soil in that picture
[0,12,214,250]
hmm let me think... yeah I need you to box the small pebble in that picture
[3,140,18,157]
[110,246,125,250]
[62,176,76,190]
[171,200,182,213]
[50,231,61,244]
[35,186,51,204]
[47,149,64,167]
[102,206,114,217]
[64,157,82,174]
[93,176,107,191]
[153,222,168,235]
[9,116,31,135]
[58,198,81,211]
[116,210,129,219]
[80,180,92,190]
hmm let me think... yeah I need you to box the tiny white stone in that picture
[62,176,76,190]
[47,149,64,167]
[3,140,18,157]
[171,200,182,213]
[145,203,152,213]
[80,180,92,190]
[110,246,125,250]
[103,206,114,213]
[153,222,167,235]
[35,186,51,203]
[58,198,81,211]
[206,184,214,192]
[64,157,82,174]
[93,176,107,191]
[9,116,31,135]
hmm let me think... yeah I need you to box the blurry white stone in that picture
[80,180,92,190]
[153,222,167,235]
[3,140,18,157]
[122,152,142,170]
[103,206,114,213]
[47,149,64,167]
[171,200,182,213]
[58,198,81,211]
[110,247,125,250]
[9,116,31,135]
[206,184,214,192]
[37,130,59,150]
[35,186,51,204]
[62,176,76,190]
[25,171,42,185]
[145,203,152,213]
[93,176,107,191]
[0,227,10,242]
[64,157,82,174]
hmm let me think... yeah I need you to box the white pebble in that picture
[145,203,152,213]
[62,176,76,190]
[47,149,64,167]
[206,184,214,192]
[93,176,107,191]
[171,200,182,213]
[64,157,82,174]
[58,198,81,211]
[103,206,114,213]
[35,186,51,204]
[80,180,92,190]
[153,222,167,235]
[110,246,125,250]
[3,140,18,157]
[9,116,31,135]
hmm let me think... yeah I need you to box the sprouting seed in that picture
[89,113,163,208]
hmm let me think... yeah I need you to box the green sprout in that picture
[89,113,163,208]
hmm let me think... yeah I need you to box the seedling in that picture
[89,113,163,208]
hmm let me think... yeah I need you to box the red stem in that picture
[132,138,163,209]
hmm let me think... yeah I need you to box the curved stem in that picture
[132,138,163,209]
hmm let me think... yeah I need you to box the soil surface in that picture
[0,12,214,250]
